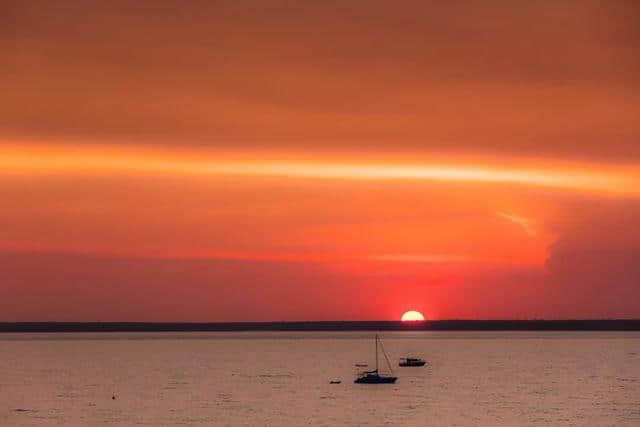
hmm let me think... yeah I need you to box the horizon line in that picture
[2,319,640,323]
[2,319,640,333]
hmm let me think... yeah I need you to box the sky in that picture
[1,0,639,321]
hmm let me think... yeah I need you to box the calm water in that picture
[1,331,639,426]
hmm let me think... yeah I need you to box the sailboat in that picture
[354,334,398,384]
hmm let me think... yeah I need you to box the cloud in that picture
[2,145,638,195]
[542,200,640,317]
[371,254,466,263]
[2,1,639,161]
[497,212,536,236]
[466,200,640,319]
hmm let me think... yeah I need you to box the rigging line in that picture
[378,337,395,375]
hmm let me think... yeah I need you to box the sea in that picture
[1,331,639,426]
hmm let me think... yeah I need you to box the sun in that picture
[401,310,425,321]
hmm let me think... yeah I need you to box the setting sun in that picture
[401,311,425,322]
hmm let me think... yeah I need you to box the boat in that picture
[354,334,398,384]
[399,357,426,367]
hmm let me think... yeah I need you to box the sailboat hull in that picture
[354,375,397,384]
[399,361,426,367]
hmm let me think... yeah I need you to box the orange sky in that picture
[1,1,639,320]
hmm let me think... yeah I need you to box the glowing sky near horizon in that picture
[1,0,639,321]
[1,145,638,195]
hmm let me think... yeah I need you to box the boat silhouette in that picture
[354,334,397,384]
[399,357,426,367]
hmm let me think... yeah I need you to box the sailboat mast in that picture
[375,334,378,372]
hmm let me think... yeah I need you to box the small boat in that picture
[399,357,426,367]
[329,380,341,384]
[354,334,397,384]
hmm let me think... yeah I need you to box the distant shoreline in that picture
[1,320,640,333]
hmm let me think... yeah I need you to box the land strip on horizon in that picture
[1,320,639,333]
